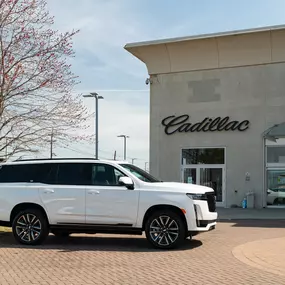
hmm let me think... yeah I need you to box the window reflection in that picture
[183,168,196,184]
[267,147,285,163]
[182,148,225,165]
[267,170,285,206]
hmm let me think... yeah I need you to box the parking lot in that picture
[0,221,284,285]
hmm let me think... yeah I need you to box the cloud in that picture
[46,0,149,90]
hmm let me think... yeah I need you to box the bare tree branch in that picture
[0,0,92,160]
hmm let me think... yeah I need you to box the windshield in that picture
[119,164,161,183]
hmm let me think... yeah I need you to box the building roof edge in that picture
[124,24,285,50]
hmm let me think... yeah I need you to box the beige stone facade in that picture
[125,25,285,208]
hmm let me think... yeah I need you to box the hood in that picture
[143,181,214,194]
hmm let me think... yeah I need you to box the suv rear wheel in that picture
[12,209,49,246]
[145,210,185,249]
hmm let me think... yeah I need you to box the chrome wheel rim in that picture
[15,214,42,243]
[149,215,179,246]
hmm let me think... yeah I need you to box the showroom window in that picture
[267,146,285,163]
[266,145,285,206]
[182,148,225,165]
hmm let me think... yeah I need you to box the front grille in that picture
[206,192,216,212]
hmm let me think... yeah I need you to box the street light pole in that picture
[50,128,57,159]
[117,134,129,161]
[95,95,99,160]
[131,158,137,164]
[83,92,104,159]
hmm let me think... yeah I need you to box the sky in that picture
[30,0,285,170]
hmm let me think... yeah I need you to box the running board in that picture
[50,223,143,235]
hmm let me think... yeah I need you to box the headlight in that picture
[186,193,207,200]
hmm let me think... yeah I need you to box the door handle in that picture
[43,189,55,194]
[88,190,100,195]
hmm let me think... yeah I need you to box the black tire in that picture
[145,210,186,249]
[186,231,198,239]
[12,208,49,246]
[273,198,279,205]
[51,230,70,238]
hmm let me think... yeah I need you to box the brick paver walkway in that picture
[0,220,284,284]
[233,236,285,277]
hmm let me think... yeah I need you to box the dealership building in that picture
[125,25,285,208]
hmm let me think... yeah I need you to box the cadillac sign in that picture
[161,115,250,135]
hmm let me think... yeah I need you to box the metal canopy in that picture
[263,122,285,142]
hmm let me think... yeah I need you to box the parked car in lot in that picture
[0,158,217,249]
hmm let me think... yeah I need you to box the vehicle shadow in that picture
[0,232,203,253]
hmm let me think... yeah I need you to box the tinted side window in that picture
[0,164,36,182]
[0,165,18,182]
[56,163,91,185]
[33,163,57,184]
[0,163,56,183]
[92,164,125,186]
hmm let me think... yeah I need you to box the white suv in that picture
[0,158,217,249]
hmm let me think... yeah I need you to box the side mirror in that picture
[119,176,134,190]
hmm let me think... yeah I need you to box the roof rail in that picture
[12,158,99,162]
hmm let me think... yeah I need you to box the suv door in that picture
[38,163,89,225]
[85,163,139,225]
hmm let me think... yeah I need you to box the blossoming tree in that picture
[0,0,91,159]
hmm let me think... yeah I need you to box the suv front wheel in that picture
[145,210,185,249]
[12,209,49,245]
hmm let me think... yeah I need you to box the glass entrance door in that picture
[183,168,197,184]
[181,147,226,206]
[200,168,223,202]
[182,166,225,205]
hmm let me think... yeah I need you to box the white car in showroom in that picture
[0,158,217,249]
[267,187,285,205]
